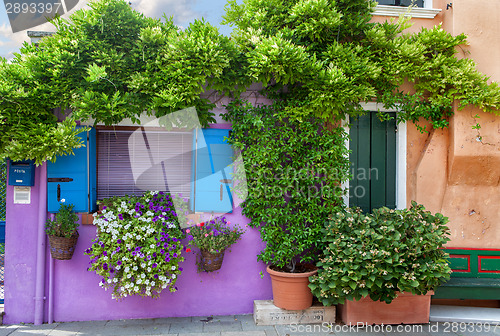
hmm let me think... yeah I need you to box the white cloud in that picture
[131,0,200,26]
[0,0,204,60]
[0,1,90,60]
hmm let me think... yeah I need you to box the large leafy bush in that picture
[310,202,451,304]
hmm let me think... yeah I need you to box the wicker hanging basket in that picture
[48,232,79,260]
[200,249,225,272]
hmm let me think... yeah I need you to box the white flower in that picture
[172,275,176,279]
[171,266,176,271]
[137,279,142,284]
[60,199,66,203]
[133,266,138,271]
[141,273,146,279]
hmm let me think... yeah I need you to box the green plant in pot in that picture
[45,202,80,260]
[310,201,451,324]
[225,103,350,310]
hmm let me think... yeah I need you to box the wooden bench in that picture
[433,248,500,300]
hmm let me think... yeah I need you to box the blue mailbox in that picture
[8,160,35,186]
[47,127,97,213]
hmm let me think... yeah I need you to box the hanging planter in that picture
[199,249,225,272]
[185,216,245,273]
[48,232,79,260]
[45,202,80,261]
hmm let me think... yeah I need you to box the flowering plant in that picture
[85,191,186,299]
[45,202,79,238]
[309,202,451,305]
[186,216,245,254]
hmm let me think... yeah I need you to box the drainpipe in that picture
[48,214,55,324]
[34,164,47,325]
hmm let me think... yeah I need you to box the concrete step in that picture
[430,305,500,324]
[253,300,336,325]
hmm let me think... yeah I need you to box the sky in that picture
[0,0,236,60]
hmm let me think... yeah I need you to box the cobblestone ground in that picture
[0,315,499,336]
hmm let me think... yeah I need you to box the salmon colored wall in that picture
[382,1,500,248]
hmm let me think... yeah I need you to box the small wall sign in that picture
[14,186,31,204]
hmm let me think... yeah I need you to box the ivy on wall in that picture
[0,0,499,164]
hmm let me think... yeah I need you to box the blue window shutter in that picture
[47,127,97,213]
[191,129,233,213]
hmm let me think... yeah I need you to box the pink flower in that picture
[186,229,190,233]
[205,233,209,237]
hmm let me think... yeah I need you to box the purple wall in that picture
[4,93,275,324]
[5,166,272,324]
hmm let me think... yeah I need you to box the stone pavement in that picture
[0,315,500,336]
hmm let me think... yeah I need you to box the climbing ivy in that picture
[1,0,499,164]
[0,0,238,164]
[223,0,500,126]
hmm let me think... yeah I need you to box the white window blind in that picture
[97,128,192,200]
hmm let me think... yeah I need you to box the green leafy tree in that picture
[223,0,500,125]
[0,0,237,164]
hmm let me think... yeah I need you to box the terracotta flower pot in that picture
[266,265,318,310]
[339,291,434,325]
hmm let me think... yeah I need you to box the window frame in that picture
[95,125,235,214]
[343,103,407,210]
[373,0,441,19]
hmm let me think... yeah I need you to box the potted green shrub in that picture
[45,202,80,260]
[185,215,245,272]
[309,201,452,324]
[225,103,350,310]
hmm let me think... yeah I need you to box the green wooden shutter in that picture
[349,113,396,212]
